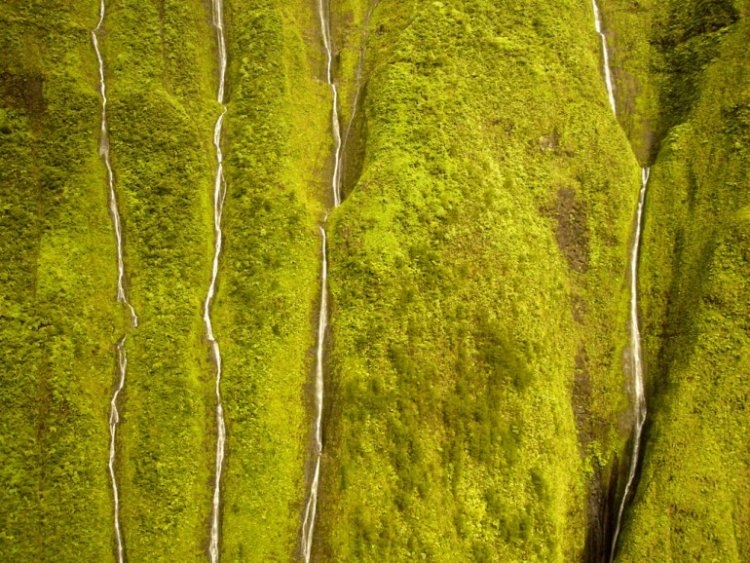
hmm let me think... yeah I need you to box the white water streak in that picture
[301,227,328,563]
[318,0,344,207]
[610,167,650,562]
[207,0,228,561]
[300,1,348,559]
[592,0,617,114]
[592,4,650,558]
[92,2,138,561]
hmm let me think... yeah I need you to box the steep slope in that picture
[100,2,218,559]
[212,1,329,559]
[609,0,750,559]
[0,2,122,560]
[3,1,747,561]
[316,1,642,560]
[0,2,330,560]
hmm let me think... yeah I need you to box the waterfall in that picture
[609,168,650,562]
[91,1,139,561]
[206,0,228,561]
[592,2,650,560]
[299,1,345,559]
[318,0,344,207]
[592,0,617,115]
[300,226,329,563]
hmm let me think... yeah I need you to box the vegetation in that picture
[1,0,747,561]
[317,0,641,559]
[0,1,120,560]
[612,0,750,560]
[102,1,218,559]
[596,0,659,163]
[214,1,328,559]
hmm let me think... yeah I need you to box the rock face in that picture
[0,1,747,562]
[608,0,750,560]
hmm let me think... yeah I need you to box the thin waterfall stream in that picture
[592,0,617,114]
[592,2,649,560]
[300,226,329,563]
[610,168,649,562]
[318,0,343,207]
[206,0,228,561]
[299,1,344,560]
[91,2,139,562]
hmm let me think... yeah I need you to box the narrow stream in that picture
[206,0,228,561]
[299,1,344,559]
[91,2,139,561]
[318,0,344,207]
[592,0,617,114]
[610,168,649,562]
[300,226,329,563]
[592,2,650,560]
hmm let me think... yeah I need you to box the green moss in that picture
[0,2,120,560]
[617,3,750,559]
[597,0,659,162]
[2,0,746,560]
[213,1,328,559]
[104,1,216,559]
[315,0,640,560]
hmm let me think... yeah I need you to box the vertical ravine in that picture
[609,168,649,562]
[91,2,139,562]
[318,0,344,208]
[299,1,343,560]
[206,0,228,561]
[592,2,649,561]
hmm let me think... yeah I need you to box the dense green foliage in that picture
[612,0,750,560]
[1,1,326,560]
[1,0,748,561]
[101,1,219,559]
[214,1,327,559]
[317,0,640,560]
[0,2,121,560]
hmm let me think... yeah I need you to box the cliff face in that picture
[1,3,120,560]
[0,1,747,562]
[319,1,637,560]
[607,0,750,560]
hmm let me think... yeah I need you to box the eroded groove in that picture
[206,0,229,560]
[91,2,139,561]
[591,3,651,560]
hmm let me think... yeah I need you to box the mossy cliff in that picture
[0,2,121,560]
[318,0,638,560]
[1,1,328,560]
[603,0,750,560]
[0,0,747,561]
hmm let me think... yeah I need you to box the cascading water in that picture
[91,2,139,562]
[206,0,228,561]
[318,0,344,207]
[300,226,329,563]
[592,2,649,560]
[609,168,649,562]
[299,1,344,560]
[592,0,617,114]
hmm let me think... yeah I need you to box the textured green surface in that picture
[0,0,747,561]
[0,1,120,560]
[214,1,327,559]
[102,1,216,559]
[317,1,638,560]
[614,0,750,560]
